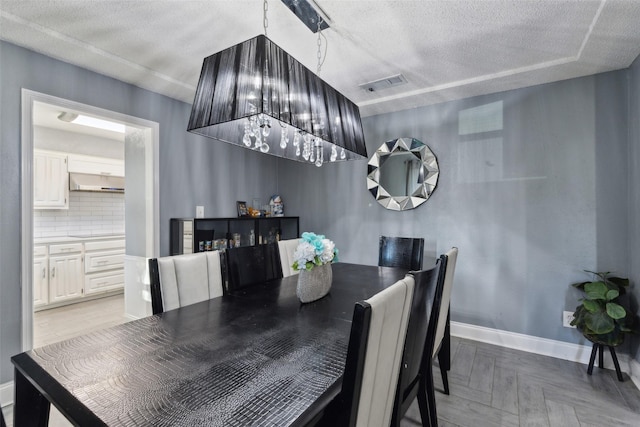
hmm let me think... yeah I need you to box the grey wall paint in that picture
[0,41,280,382]
[629,55,640,364]
[280,71,631,348]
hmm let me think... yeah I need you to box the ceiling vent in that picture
[359,74,408,92]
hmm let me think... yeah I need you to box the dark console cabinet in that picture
[170,217,299,255]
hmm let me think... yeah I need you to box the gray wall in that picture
[0,41,280,383]
[630,55,640,364]
[280,71,630,348]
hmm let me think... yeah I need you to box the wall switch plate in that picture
[563,310,576,328]
[196,206,204,218]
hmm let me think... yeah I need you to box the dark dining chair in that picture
[378,236,424,271]
[1,407,6,427]
[148,250,224,314]
[326,275,415,427]
[225,243,283,293]
[390,262,445,427]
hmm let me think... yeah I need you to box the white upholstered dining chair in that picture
[278,238,300,277]
[337,275,415,427]
[148,251,224,314]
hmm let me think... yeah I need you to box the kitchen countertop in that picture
[34,234,125,245]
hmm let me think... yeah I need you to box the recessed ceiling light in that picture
[58,112,125,133]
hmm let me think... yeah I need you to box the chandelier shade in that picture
[187,35,367,166]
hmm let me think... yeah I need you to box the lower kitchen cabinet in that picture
[85,270,125,295]
[84,239,125,294]
[34,238,125,309]
[33,245,49,308]
[49,253,84,303]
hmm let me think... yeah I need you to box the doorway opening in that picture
[21,90,159,351]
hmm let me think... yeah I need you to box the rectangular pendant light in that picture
[187,35,367,166]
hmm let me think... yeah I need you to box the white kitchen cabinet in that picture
[84,239,125,295]
[48,243,84,304]
[33,245,49,308]
[85,270,125,295]
[33,150,68,209]
[68,153,124,177]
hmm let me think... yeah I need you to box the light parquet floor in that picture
[33,293,129,348]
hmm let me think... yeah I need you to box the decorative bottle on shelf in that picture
[249,229,255,246]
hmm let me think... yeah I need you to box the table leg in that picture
[14,367,50,427]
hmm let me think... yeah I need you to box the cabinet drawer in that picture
[85,250,125,273]
[49,243,83,255]
[34,245,48,257]
[85,271,124,294]
[85,239,125,252]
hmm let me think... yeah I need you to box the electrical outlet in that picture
[563,310,576,328]
[196,205,204,218]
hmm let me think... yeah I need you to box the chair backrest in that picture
[225,243,283,293]
[278,238,300,277]
[378,236,424,271]
[148,251,223,314]
[391,262,444,423]
[432,247,458,357]
[340,275,415,427]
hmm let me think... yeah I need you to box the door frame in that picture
[21,89,160,351]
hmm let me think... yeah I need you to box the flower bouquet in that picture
[292,232,338,303]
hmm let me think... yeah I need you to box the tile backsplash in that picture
[34,191,125,239]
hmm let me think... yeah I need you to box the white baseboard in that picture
[0,381,13,408]
[450,321,632,374]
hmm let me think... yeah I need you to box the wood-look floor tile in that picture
[33,294,128,348]
[435,392,520,427]
[544,400,580,427]
[517,378,550,427]
[491,366,519,415]
[468,352,495,392]
[450,341,477,383]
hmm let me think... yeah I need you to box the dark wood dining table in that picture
[11,263,408,426]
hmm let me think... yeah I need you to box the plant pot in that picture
[297,263,332,303]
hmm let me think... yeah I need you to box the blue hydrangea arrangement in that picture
[292,232,339,271]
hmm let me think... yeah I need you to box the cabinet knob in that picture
[42,267,46,279]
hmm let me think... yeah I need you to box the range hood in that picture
[69,173,125,193]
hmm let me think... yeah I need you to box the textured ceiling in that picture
[2,0,640,117]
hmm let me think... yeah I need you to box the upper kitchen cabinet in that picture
[67,153,124,177]
[34,150,69,210]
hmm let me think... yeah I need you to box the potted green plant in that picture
[570,271,638,346]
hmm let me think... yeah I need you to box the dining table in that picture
[11,262,409,426]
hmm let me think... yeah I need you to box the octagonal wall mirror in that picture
[367,137,439,211]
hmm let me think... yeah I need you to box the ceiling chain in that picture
[263,0,269,37]
[316,17,327,74]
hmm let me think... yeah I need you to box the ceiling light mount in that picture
[281,0,330,33]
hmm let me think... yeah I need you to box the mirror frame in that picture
[366,137,439,211]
